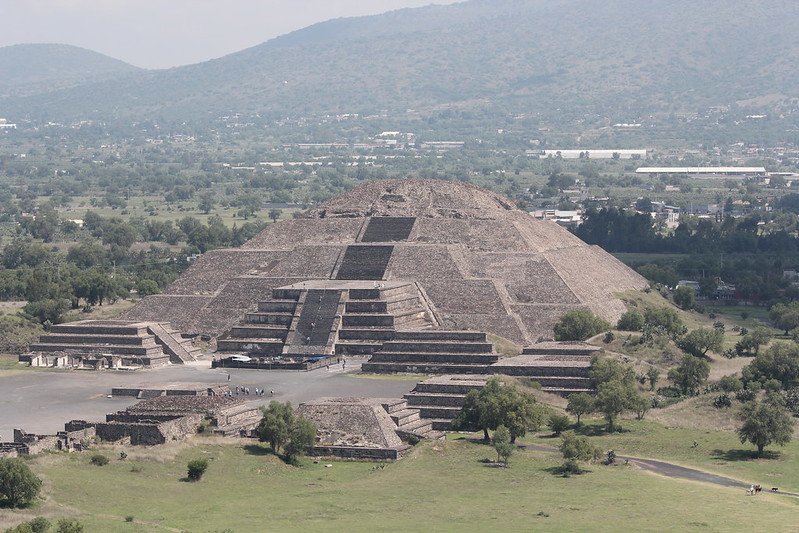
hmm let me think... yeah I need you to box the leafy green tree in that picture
[668,354,710,396]
[644,306,686,338]
[187,458,209,481]
[0,458,42,507]
[198,192,216,214]
[742,343,799,389]
[553,309,611,341]
[646,367,660,390]
[283,415,317,463]
[595,380,634,431]
[673,286,696,310]
[737,396,794,456]
[268,208,282,223]
[22,298,70,327]
[589,357,636,389]
[678,328,724,357]
[136,279,161,297]
[255,401,294,454]
[492,425,514,465]
[736,326,772,355]
[566,392,595,424]
[616,309,644,331]
[452,378,546,442]
[769,302,799,335]
[629,394,650,420]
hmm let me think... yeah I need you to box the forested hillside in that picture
[3,0,799,125]
[0,44,140,98]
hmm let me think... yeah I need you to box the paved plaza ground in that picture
[0,359,417,440]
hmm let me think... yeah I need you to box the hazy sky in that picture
[0,1,460,70]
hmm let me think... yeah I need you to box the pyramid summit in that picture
[123,179,647,346]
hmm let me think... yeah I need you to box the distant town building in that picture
[0,119,17,130]
[530,149,647,159]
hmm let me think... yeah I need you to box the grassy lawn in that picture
[6,433,797,533]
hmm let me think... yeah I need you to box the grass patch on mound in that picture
[17,435,799,532]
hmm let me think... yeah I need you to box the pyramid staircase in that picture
[217,282,435,359]
[361,331,499,374]
[146,323,201,363]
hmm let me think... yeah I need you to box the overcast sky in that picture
[0,0,460,70]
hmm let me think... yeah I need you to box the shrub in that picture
[90,454,109,466]
[54,518,83,533]
[187,458,209,481]
[713,394,732,408]
[125,516,134,523]
[736,389,756,402]
[718,375,743,393]
[29,517,51,533]
[617,309,644,331]
[548,414,571,436]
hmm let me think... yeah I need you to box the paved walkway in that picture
[519,443,799,497]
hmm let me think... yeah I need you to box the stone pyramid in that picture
[123,179,646,345]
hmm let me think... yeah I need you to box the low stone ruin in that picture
[0,427,96,458]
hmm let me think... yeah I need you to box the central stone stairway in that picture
[361,331,499,374]
[216,281,436,360]
[403,374,489,430]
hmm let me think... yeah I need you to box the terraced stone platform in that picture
[23,320,199,369]
[490,341,599,396]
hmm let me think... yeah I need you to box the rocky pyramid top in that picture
[304,178,518,219]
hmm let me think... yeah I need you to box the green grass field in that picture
[5,425,797,533]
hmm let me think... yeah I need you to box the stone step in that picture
[228,325,289,340]
[417,406,462,420]
[361,362,490,374]
[382,399,408,414]
[542,387,595,397]
[397,417,433,434]
[380,341,495,354]
[49,323,148,336]
[390,408,420,426]
[368,352,500,364]
[244,312,294,325]
[271,288,302,301]
[393,331,487,342]
[523,346,599,356]
[427,418,456,431]
[147,323,197,363]
[37,333,159,346]
[29,343,164,356]
[404,392,468,408]
[413,381,487,395]
[523,376,592,388]
[216,338,284,355]
[257,301,298,313]
[337,328,395,340]
[334,340,382,355]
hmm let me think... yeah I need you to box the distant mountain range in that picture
[2,0,799,126]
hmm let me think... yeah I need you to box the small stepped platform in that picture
[23,320,187,368]
[491,341,597,396]
[362,330,499,374]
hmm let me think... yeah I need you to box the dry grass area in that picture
[61,299,136,322]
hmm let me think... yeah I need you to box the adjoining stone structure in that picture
[123,179,647,349]
[59,396,262,446]
[490,341,599,396]
[0,427,95,458]
[22,320,200,368]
